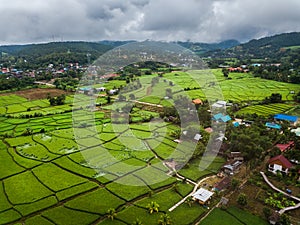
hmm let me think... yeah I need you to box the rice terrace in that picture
[1,32,300,225]
[1,62,300,225]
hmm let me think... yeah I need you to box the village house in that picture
[192,98,203,105]
[222,161,243,175]
[228,152,244,162]
[213,176,231,192]
[192,188,214,205]
[268,155,293,174]
[291,127,300,136]
[275,141,294,153]
[274,114,298,126]
[212,113,232,123]
[265,122,281,130]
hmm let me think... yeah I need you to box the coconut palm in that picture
[147,201,160,214]
[185,196,194,207]
[158,214,172,225]
[132,218,143,225]
[107,208,117,220]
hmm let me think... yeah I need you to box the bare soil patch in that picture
[0,88,69,100]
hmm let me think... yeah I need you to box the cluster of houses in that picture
[0,62,86,78]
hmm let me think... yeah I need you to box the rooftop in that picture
[192,188,214,203]
[268,155,293,169]
[265,122,281,130]
[274,114,298,123]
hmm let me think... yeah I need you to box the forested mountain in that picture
[0,42,112,69]
[206,32,300,60]
[176,39,240,54]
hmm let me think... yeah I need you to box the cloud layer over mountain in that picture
[1,0,300,44]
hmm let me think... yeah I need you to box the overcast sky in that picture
[0,0,300,45]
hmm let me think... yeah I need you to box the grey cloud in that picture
[0,0,300,44]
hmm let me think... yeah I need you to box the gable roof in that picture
[268,155,293,169]
[274,114,298,123]
[275,141,294,152]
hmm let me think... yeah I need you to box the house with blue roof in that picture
[265,122,281,130]
[274,114,298,126]
[212,113,232,123]
[220,115,232,123]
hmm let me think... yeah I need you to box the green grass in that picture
[42,206,99,225]
[4,171,53,204]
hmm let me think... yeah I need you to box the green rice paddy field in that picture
[1,69,296,224]
[0,92,226,225]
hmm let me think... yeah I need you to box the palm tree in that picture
[158,214,172,225]
[185,196,194,207]
[147,201,160,214]
[132,218,143,225]
[107,208,117,220]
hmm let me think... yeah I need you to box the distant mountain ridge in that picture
[0,39,240,58]
[206,32,300,59]
[0,41,112,57]
[0,32,299,61]
[176,39,240,54]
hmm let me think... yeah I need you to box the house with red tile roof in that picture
[275,141,294,152]
[192,98,203,105]
[268,155,293,174]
